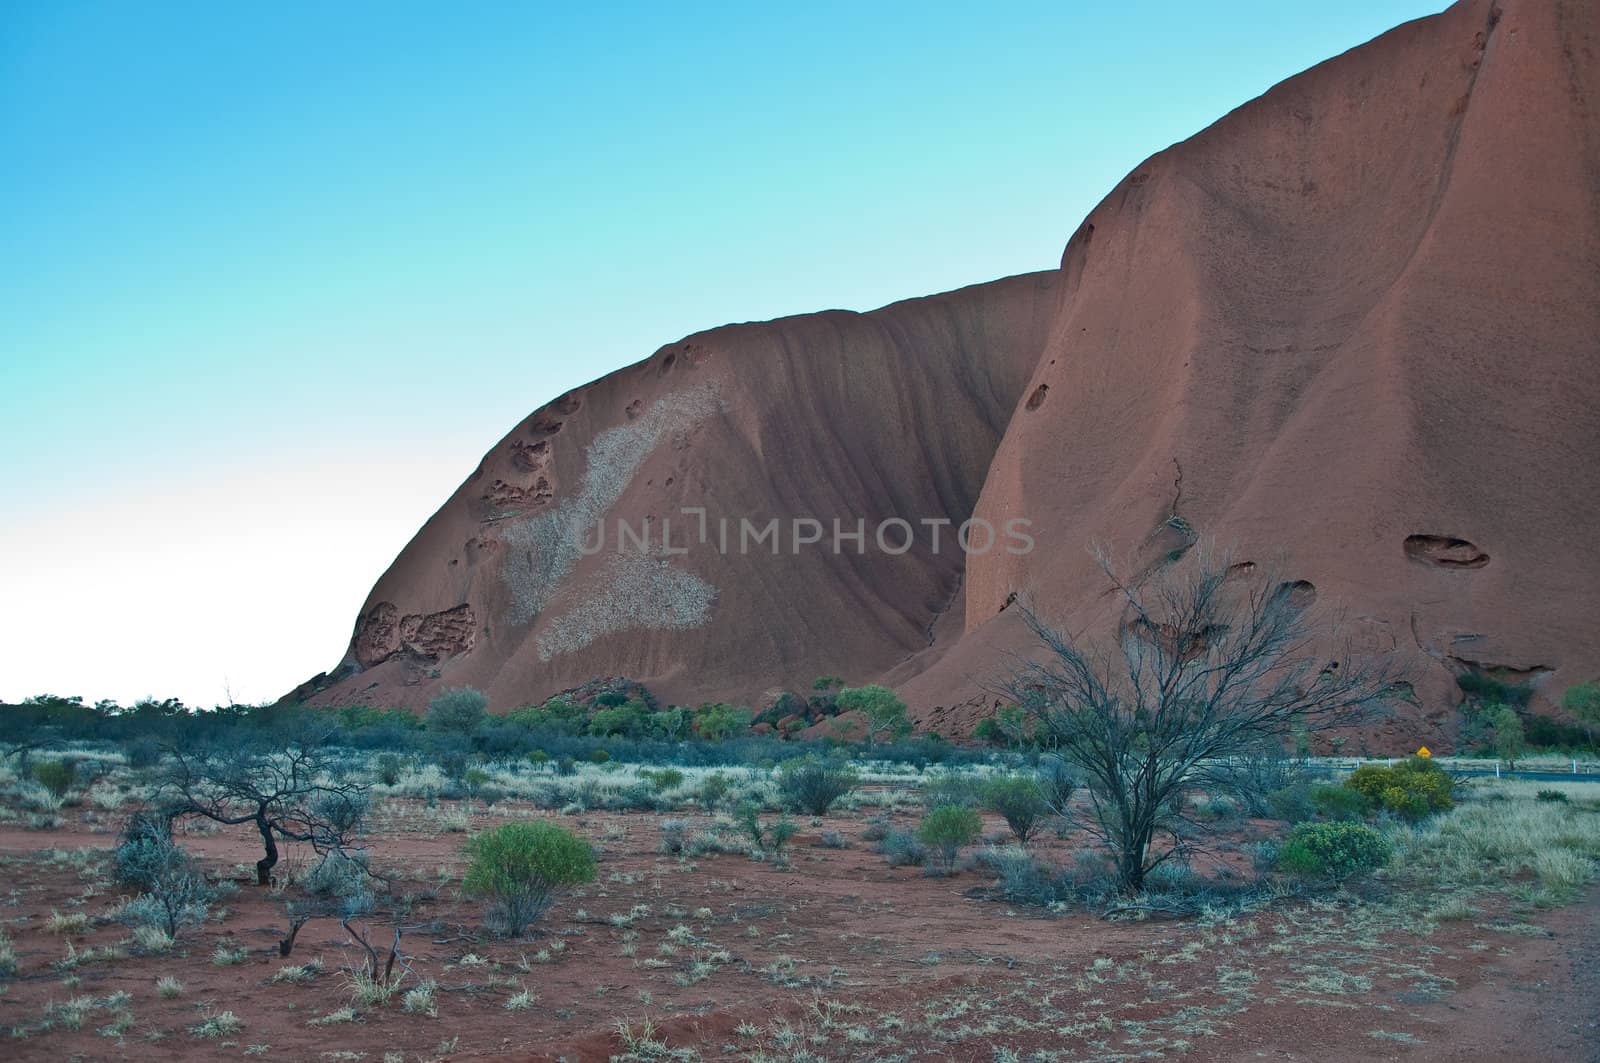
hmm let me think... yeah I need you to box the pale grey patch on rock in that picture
[537,554,718,660]
[502,382,724,626]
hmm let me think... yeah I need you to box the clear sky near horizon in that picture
[0,1,1447,708]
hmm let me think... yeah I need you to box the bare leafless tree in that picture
[158,735,369,886]
[997,545,1402,894]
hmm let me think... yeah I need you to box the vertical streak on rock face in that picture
[500,383,725,626]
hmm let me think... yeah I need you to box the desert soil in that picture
[0,802,1594,1061]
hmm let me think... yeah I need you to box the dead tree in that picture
[158,736,368,886]
[998,544,1402,895]
[340,918,415,991]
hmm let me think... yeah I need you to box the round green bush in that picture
[917,805,983,873]
[425,687,488,735]
[32,759,75,797]
[1276,821,1391,881]
[777,756,858,815]
[640,768,685,792]
[983,773,1049,844]
[1308,783,1369,820]
[462,822,596,937]
[697,771,731,807]
[1344,757,1454,820]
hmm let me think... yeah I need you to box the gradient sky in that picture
[0,1,1447,707]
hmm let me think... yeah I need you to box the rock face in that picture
[300,0,1600,748]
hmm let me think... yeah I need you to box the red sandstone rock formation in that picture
[299,0,1600,749]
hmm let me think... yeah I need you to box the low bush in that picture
[1218,753,1301,817]
[658,819,690,855]
[776,756,857,815]
[1036,756,1079,815]
[300,851,373,912]
[113,816,213,937]
[639,768,685,793]
[114,812,177,891]
[983,773,1049,844]
[878,827,926,867]
[1268,780,1368,823]
[1537,789,1569,803]
[917,805,982,875]
[697,771,731,807]
[734,802,797,861]
[462,822,596,937]
[426,686,488,736]
[1276,821,1391,881]
[32,759,75,797]
[1345,757,1455,819]
[122,737,163,770]
[920,771,983,811]
[375,752,405,786]
[981,846,1070,905]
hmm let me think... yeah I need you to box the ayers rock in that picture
[298,0,1600,749]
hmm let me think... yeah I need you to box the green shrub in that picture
[1563,681,1600,743]
[1276,822,1391,881]
[639,768,685,793]
[693,703,751,741]
[375,753,405,786]
[1309,783,1368,819]
[1272,780,1370,823]
[697,771,731,807]
[589,748,611,764]
[1036,757,1079,814]
[836,685,911,744]
[917,806,982,875]
[972,717,1005,746]
[1456,671,1532,707]
[426,687,488,735]
[1488,705,1526,768]
[507,698,589,735]
[983,773,1048,844]
[776,756,857,815]
[734,802,797,860]
[32,759,74,797]
[1536,789,1569,803]
[1344,757,1454,819]
[588,701,649,738]
[462,822,596,937]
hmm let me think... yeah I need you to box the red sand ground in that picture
[1,803,1594,1061]
[298,0,1600,753]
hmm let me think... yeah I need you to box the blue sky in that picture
[0,1,1446,706]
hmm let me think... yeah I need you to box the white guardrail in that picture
[1294,756,1600,777]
